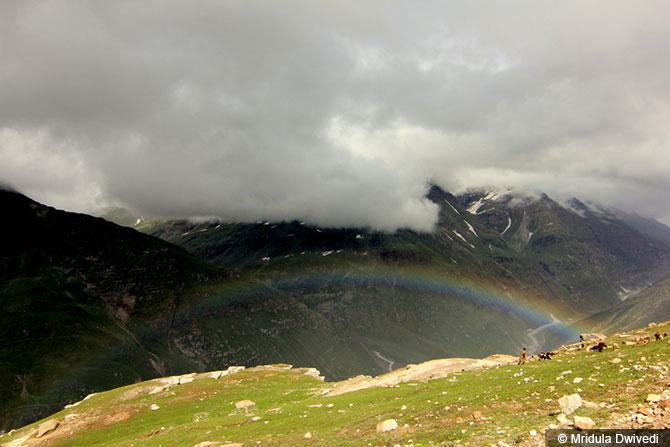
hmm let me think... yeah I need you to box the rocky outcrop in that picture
[324,354,516,397]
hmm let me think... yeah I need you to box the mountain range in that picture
[2,185,670,431]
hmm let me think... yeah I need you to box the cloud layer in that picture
[2,1,670,229]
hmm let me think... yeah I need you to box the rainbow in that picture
[188,264,586,346]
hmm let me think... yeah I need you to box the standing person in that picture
[518,347,527,365]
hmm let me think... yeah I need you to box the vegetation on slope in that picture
[3,322,669,447]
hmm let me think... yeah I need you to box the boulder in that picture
[36,419,59,438]
[235,400,256,410]
[150,404,160,411]
[376,419,398,433]
[558,393,582,415]
[647,394,662,403]
[573,416,595,430]
[636,406,653,416]
[556,414,572,426]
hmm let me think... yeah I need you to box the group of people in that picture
[517,329,667,365]
[516,347,555,365]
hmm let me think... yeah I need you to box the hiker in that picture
[579,335,585,349]
[654,332,662,341]
[518,347,527,365]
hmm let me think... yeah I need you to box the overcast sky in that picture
[2,1,670,230]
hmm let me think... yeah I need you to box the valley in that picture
[2,186,670,433]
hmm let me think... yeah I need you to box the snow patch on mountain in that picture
[501,215,512,235]
[445,199,460,215]
[464,220,478,237]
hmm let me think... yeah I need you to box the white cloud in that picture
[1,1,669,228]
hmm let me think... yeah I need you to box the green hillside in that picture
[3,322,669,447]
[4,187,670,434]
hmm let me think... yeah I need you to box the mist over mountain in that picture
[2,1,670,229]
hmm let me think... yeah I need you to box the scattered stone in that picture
[557,414,572,426]
[646,394,662,403]
[36,420,60,438]
[150,404,160,411]
[302,368,324,381]
[529,429,537,437]
[558,393,582,415]
[376,419,398,433]
[235,400,256,410]
[582,400,599,409]
[636,406,653,416]
[251,416,261,422]
[573,377,583,384]
[64,414,78,422]
[610,358,622,364]
[149,385,168,395]
[304,432,312,439]
[573,416,595,430]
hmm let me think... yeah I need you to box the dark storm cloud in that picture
[1,1,669,228]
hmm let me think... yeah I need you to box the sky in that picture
[1,1,670,230]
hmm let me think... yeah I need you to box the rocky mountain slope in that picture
[455,190,670,310]
[0,190,224,431]
[3,321,669,447]
[584,274,670,333]
[3,186,670,432]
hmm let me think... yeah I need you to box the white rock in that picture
[557,414,572,426]
[558,393,582,415]
[235,400,256,410]
[150,404,160,411]
[36,420,59,438]
[149,385,168,395]
[304,432,312,439]
[573,415,595,430]
[647,394,662,403]
[376,419,398,433]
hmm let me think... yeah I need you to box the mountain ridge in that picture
[3,187,670,432]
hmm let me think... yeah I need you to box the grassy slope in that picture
[0,191,223,430]
[4,322,669,447]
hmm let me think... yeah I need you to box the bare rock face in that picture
[376,419,398,433]
[35,419,59,438]
[558,393,582,415]
[573,415,595,430]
